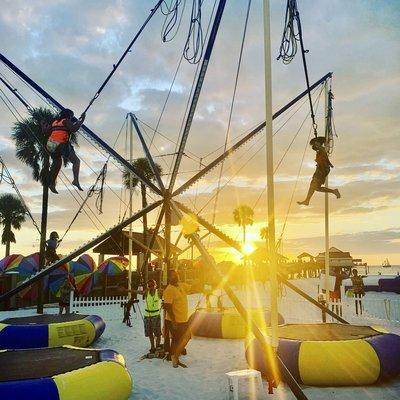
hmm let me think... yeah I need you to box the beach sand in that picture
[1,280,400,399]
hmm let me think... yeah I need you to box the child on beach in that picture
[351,269,364,315]
[58,276,76,314]
[45,231,61,264]
[297,137,341,206]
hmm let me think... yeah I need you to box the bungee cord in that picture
[277,0,318,137]
[81,1,164,116]
[211,0,251,226]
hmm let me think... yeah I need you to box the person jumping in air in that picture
[46,109,85,194]
[45,231,61,264]
[297,136,341,206]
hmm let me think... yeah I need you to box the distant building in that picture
[297,252,315,263]
[315,247,355,268]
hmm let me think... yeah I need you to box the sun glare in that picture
[242,242,255,255]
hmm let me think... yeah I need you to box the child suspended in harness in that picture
[45,231,61,265]
[297,136,341,206]
[45,109,85,194]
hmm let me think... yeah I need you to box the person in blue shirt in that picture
[45,231,61,264]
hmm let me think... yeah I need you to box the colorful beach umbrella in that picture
[15,253,40,282]
[74,272,99,295]
[76,254,97,274]
[73,254,96,276]
[0,254,23,273]
[48,262,74,296]
[98,256,128,276]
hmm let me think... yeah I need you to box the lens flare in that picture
[242,242,255,255]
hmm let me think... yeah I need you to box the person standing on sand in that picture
[135,279,163,354]
[58,275,76,315]
[351,269,364,315]
[297,137,340,206]
[163,270,204,368]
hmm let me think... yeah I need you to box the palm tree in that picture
[233,204,254,245]
[12,107,57,313]
[123,157,162,279]
[0,194,26,256]
[260,226,269,240]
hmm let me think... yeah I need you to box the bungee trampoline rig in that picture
[0,1,399,399]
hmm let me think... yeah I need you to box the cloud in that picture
[0,1,399,263]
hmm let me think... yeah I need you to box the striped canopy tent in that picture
[0,254,23,274]
[98,256,128,276]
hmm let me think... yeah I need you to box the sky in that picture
[0,0,399,265]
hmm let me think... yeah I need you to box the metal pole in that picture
[170,201,308,400]
[263,0,279,352]
[324,80,330,305]
[128,115,133,299]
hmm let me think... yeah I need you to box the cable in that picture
[0,87,129,252]
[183,0,205,64]
[211,0,251,226]
[0,153,41,234]
[161,0,186,42]
[81,1,164,115]
[277,0,318,137]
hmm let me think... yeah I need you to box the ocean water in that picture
[356,265,400,276]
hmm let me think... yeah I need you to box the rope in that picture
[81,1,164,115]
[0,86,128,252]
[277,85,324,243]
[0,153,41,234]
[211,0,251,226]
[277,0,318,137]
[161,0,186,43]
[60,163,108,241]
[325,85,336,155]
[167,0,217,179]
[183,0,205,64]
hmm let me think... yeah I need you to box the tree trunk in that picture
[141,183,148,284]
[4,223,11,257]
[5,240,10,257]
[243,225,246,266]
[165,200,171,284]
[37,156,49,314]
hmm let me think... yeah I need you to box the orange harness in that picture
[49,118,70,144]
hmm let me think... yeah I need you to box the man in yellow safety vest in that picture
[142,279,162,353]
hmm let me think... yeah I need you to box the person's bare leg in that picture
[315,186,341,198]
[297,183,315,206]
[155,335,161,348]
[49,157,62,194]
[149,333,155,352]
[69,151,83,191]
[172,327,191,368]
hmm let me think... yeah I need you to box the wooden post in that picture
[128,115,133,298]
[324,80,330,305]
[263,0,279,351]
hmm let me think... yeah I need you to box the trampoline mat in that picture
[277,323,382,341]
[1,314,87,325]
[0,347,100,382]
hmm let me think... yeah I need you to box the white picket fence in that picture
[69,292,129,319]
[278,294,400,328]
[327,295,400,327]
